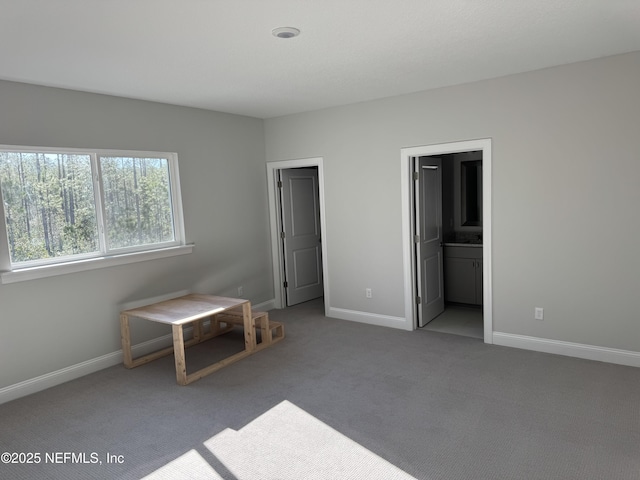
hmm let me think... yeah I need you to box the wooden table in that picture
[119,294,256,385]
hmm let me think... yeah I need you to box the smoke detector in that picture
[272,27,301,39]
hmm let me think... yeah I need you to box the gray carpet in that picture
[1,298,639,479]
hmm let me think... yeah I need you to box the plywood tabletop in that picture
[121,293,249,325]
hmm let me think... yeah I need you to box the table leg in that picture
[172,324,188,385]
[243,302,256,351]
[120,314,134,368]
[193,319,203,343]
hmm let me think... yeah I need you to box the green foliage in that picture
[0,151,176,264]
[101,156,174,249]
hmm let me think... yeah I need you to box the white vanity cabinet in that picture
[444,245,483,305]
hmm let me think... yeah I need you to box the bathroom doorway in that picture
[418,151,483,338]
[400,139,493,343]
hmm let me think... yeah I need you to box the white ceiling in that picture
[1,1,639,119]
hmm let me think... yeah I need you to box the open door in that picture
[414,157,444,327]
[279,168,323,306]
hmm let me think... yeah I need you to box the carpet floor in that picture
[1,298,639,479]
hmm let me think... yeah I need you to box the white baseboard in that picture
[119,289,191,311]
[253,299,276,312]
[0,296,278,405]
[493,332,640,368]
[327,307,410,330]
[0,333,175,405]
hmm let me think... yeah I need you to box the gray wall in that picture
[0,81,271,388]
[2,51,639,391]
[265,52,640,353]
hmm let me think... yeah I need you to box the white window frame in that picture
[0,145,193,284]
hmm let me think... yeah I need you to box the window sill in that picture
[0,244,194,284]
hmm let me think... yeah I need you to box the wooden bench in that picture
[120,294,284,385]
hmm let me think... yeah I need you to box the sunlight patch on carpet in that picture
[204,400,417,480]
[141,449,224,480]
[142,400,417,479]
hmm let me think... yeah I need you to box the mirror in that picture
[461,160,482,226]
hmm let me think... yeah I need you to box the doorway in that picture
[266,158,329,312]
[416,152,483,338]
[400,140,492,343]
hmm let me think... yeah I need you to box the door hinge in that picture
[277,180,283,188]
[280,231,285,239]
[283,281,288,288]
[414,235,420,243]
[416,296,421,305]
[413,171,419,181]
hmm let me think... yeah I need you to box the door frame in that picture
[266,157,329,312]
[401,139,493,343]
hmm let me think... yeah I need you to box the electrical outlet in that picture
[534,307,544,320]
[237,286,244,297]
[366,288,372,298]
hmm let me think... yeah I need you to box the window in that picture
[0,145,191,282]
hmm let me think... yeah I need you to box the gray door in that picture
[280,168,323,306]
[415,157,444,326]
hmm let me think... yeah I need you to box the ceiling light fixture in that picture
[272,27,300,39]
